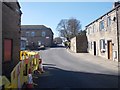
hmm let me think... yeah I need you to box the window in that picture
[38,41,41,46]
[91,42,92,49]
[100,39,105,50]
[107,16,111,26]
[26,32,30,37]
[87,28,90,35]
[31,32,35,37]
[4,39,12,62]
[21,40,26,50]
[88,42,92,50]
[88,42,91,50]
[93,24,95,33]
[99,20,104,30]
[42,31,46,37]
[26,41,28,46]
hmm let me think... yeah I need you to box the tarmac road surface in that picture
[33,47,118,89]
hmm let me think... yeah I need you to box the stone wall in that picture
[70,37,76,53]
[70,35,88,53]
[76,35,88,53]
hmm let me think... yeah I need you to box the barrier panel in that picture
[0,76,11,89]
[1,50,40,89]
[11,61,24,88]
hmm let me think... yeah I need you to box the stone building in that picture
[86,2,120,62]
[53,37,62,44]
[21,25,54,50]
[2,2,22,79]
[70,34,88,53]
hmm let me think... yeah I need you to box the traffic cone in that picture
[26,68,33,88]
[38,59,45,73]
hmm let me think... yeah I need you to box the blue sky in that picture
[20,2,113,37]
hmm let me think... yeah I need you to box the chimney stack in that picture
[113,1,120,8]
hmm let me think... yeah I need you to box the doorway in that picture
[94,41,96,56]
[107,40,112,60]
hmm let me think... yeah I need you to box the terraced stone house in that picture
[86,2,120,62]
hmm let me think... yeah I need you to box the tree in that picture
[68,18,81,38]
[56,19,69,39]
[56,18,82,41]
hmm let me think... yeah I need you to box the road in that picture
[33,47,118,88]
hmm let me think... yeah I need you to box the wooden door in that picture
[108,41,112,59]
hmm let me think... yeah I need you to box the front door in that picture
[108,41,112,60]
[94,41,96,56]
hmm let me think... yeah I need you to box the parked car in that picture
[38,45,45,50]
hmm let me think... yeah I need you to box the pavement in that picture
[32,47,118,89]
[67,49,118,74]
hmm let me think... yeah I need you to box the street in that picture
[1,2,120,89]
[33,47,118,88]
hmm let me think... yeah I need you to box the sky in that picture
[19,1,114,37]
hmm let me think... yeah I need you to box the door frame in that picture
[93,41,96,56]
[107,40,112,60]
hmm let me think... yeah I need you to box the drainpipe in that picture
[116,6,120,66]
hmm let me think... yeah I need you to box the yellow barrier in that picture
[0,76,12,89]
[11,61,25,88]
[11,51,40,88]
[20,50,40,72]
[20,50,39,60]
[20,50,29,60]
[1,50,40,89]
